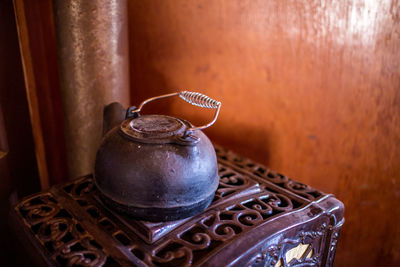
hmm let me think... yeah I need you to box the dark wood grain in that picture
[0,0,40,208]
[13,0,67,186]
[13,0,50,189]
[0,0,41,264]
[127,1,400,266]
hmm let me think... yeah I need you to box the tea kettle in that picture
[94,91,221,222]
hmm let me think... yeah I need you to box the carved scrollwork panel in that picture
[14,146,343,267]
[212,164,261,206]
[17,194,60,225]
[54,238,107,267]
[214,145,324,201]
[63,176,95,197]
[144,192,300,266]
[15,193,108,267]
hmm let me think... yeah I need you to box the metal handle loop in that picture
[132,91,221,132]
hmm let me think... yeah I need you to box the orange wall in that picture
[128,1,400,266]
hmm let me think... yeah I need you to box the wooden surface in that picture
[0,0,40,217]
[13,0,67,186]
[13,0,50,189]
[127,1,400,266]
[0,0,41,264]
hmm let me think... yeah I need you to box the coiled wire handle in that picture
[179,91,220,109]
[132,91,221,132]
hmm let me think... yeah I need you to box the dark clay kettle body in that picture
[94,91,221,222]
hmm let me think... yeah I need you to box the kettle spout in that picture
[102,102,126,136]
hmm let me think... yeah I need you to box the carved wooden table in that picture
[10,145,344,266]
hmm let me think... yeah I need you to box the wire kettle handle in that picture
[131,91,221,132]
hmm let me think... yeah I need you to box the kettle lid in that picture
[119,91,221,145]
[120,114,199,145]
